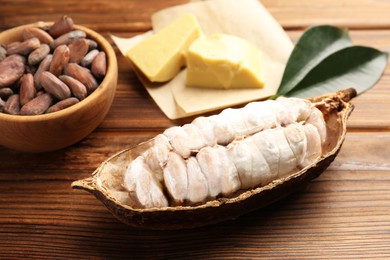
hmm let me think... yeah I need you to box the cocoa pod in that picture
[0,88,14,99]
[19,73,36,106]
[34,54,52,89]
[40,71,71,100]
[46,97,79,113]
[0,97,5,112]
[28,44,50,66]
[68,38,89,64]
[91,51,107,78]
[23,27,54,45]
[20,93,53,115]
[80,49,99,67]
[0,44,6,62]
[6,37,40,56]
[64,63,98,93]
[3,94,20,115]
[49,16,74,38]
[49,44,69,76]
[50,30,86,50]
[59,75,87,100]
[0,54,26,88]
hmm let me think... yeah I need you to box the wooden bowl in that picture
[0,22,118,152]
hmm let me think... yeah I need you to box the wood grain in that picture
[1,0,390,259]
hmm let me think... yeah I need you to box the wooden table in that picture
[1,1,390,259]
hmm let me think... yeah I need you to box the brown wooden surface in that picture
[1,0,390,259]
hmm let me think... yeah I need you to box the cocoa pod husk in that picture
[0,44,6,62]
[0,88,14,99]
[19,73,36,106]
[91,51,107,79]
[6,37,40,56]
[3,94,20,115]
[49,44,69,77]
[28,44,50,66]
[23,27,54,45]
[49,16,74,38]
[50,30,86,50]
[46,97,79,113]
[59,75,87,100]
[0,54,26,88]
[80,49,99,67]
[20,93,53,116]
[34,54,52,90]
[68,38,89,64]
[40,71,71,100]
[64,63,98,93]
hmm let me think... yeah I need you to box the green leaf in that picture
[277,25,353,97]
[283,46,388,98]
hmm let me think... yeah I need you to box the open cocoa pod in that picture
[72,88,356,230]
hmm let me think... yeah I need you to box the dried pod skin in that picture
[0,88,14,99]
[59,75,87,100]
[81,49,99,67]
[6,37,40,56]
[34,54,52,90]
[49,16,74,37]
[91,51,107,78]
[28,44,50,66]
[72,89,357,230]
[23,27,54,44]
[50,30,86,50]
[3,94,20,115]
[19,73,36,106]
[0,54,26,88]
[40,71,71,100]
[68,38,89,64]
[49,44,70,76]
[20,93,53,115]
[46,97,79,113]
[64,63,98,93]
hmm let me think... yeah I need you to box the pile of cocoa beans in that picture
[0,16,107,115]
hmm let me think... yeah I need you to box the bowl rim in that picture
[0,22,117,122]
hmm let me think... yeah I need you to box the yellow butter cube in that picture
[186,33,264,89]
[126,14,202,82]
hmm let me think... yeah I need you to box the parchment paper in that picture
[111,0,293,119]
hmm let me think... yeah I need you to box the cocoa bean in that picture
[50,30,86,50]
[0,55,26,88]
[64,63,98,93]
[80,49,99,67]
[59,75,87,100]
[34,54,52,90]
[87,39,98,51]
[49,16,74,38]
[91,51,106,79]
[25,64,37,75]
[0,97,5,112]
[36,90,45,96]
[46,97,79,113]
[20,93,53,115]
[28,44,50,65]
[49,44,69,76]
[0,44,6,62]
[0,88,14,99]
[3,94,20,115]
[19,73,36,106]
[40,71,71,100]
[68,38,89,64]
[23,27,54,45]
[6,37,40,56]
